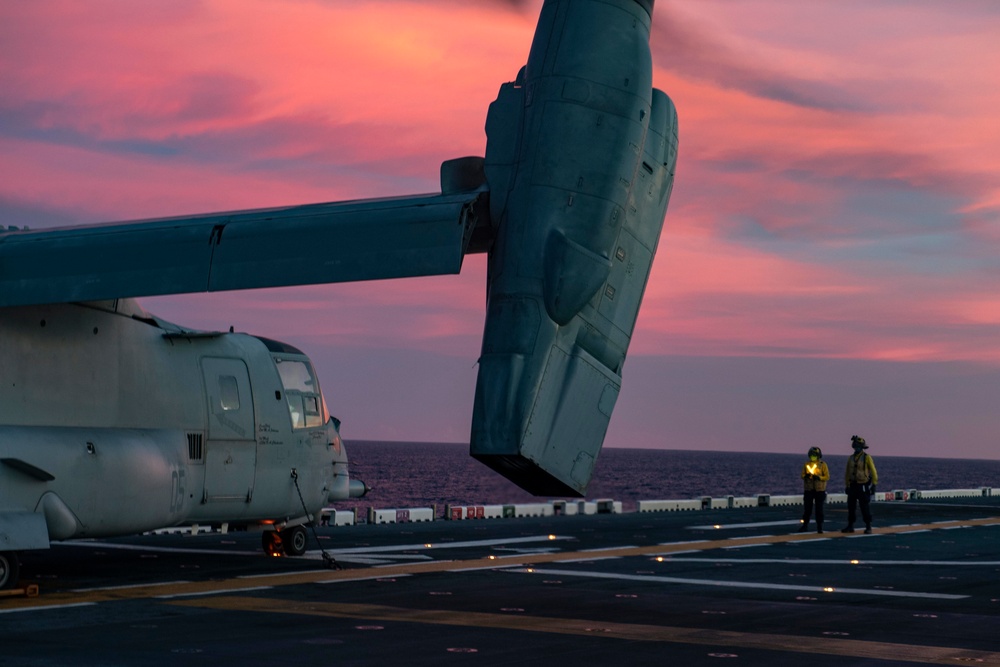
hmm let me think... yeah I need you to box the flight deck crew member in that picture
[842,435,878,534]
[798,446,829,533]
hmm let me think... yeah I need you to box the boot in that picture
[817,524,824,534]
[841,524,855,533]
[864,523,872,534]
[797,522,808,533]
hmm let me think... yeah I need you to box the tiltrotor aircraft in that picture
[0,0,677,590]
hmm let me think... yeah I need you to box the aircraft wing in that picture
[1,0,677,500]
[0,190,486,308]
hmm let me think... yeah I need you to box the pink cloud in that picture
[3,0,999,370]
[0,1,531,195]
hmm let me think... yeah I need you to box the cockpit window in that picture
[275,357,326,429]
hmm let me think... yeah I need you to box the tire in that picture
[0,551,20,590]
[281,525,308,556]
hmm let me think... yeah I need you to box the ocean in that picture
[336,441,1000,514]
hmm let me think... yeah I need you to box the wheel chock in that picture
[0,584,39,598]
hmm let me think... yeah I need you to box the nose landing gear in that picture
[261,525,309,557]
[0,551,20,590]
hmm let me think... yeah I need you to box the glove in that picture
[869,485,877,497]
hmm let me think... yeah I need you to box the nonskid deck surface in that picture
[3,498,1000,666]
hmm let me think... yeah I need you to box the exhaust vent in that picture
[187,433,204,461]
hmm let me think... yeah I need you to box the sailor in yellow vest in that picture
[842,435,878,534]
[798,446,830,533]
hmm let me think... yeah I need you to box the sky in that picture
[1,0,999,460]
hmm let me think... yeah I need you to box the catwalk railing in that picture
[317,486,996,526]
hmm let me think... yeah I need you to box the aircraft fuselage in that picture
[0,299,351,549]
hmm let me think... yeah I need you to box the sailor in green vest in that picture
[842,435,878,534]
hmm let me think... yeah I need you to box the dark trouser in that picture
[846,483,872,526]
[801,490,826,528]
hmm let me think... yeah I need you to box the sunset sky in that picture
[2,1,998,460]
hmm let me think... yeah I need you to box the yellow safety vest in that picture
[845,452,877,486]
[802,460,829,492]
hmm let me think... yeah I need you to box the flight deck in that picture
[3,496,1000,666]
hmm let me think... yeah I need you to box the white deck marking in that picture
[656,557,1000,566]
[302,551,434,565]
[318,574,413,584]
[721,543,773,550]
[55,542,262,556]
[71,580,192,592]
[0,602,97,614]
[154,585,273,599]
[238,569,333,579]
[322,535,571,555]
[687,520,801,530]
[515,568,968,599]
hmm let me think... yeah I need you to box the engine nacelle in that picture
[471,0,678,496]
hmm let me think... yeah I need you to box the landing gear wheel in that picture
[0,551,20,590]
[261,530,283,557]
[281,525,309,556]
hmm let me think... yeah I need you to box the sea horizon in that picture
[346,439,1000,463]
[337,440,1000,514]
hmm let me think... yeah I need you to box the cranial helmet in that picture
[808,446,822,459]
[851,435,868,449]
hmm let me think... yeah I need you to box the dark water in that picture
[336,441,1000,513]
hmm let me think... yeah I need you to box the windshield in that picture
[274,357,328,429]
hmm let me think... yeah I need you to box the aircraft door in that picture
[201,357,257,503]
